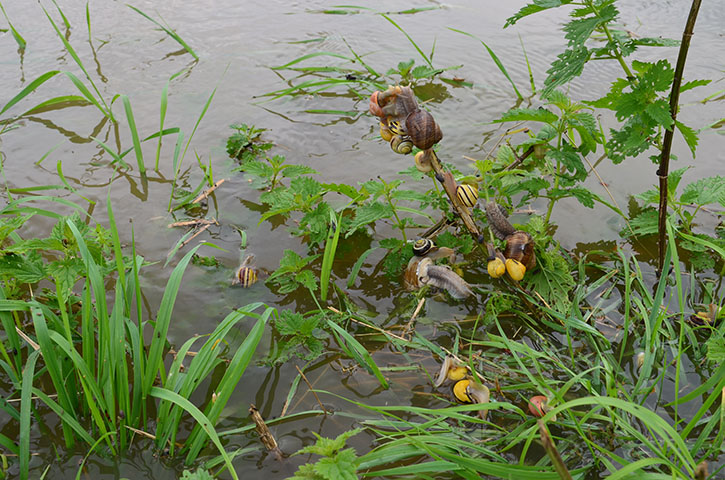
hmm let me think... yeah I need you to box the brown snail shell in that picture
[390,135,413,155]
[503,231,535,271]
[369,91,384,117]
[405,109,442,150]
[377,86,419,120]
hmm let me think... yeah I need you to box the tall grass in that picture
[0,197,274,479]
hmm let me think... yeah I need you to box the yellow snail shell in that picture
[434,355,467,387]
[390,135,413,155]
[456,183,479,208]
[453,379,472,403]
[387,119,406,136]
[405,109,443,150]
[505,258,526,282]
[487,256,506,278]
[232,255,258,287]
[379,121,393,142]
[414,150,433,173]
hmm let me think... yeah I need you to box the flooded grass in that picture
[0,1,724,479]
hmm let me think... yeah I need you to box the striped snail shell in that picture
[413,238,434,256]
[379,121,393,142]
[387,119,406,136]
[456,183,479,208]
[390,135,413,155]
[232,254,258,287]
[405,109,442,150]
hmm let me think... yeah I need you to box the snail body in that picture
[434,355,467,387]
[414,150,433,173]
[485,201,536,280]
[456,184,479,208]
[232,255,258,287]
[390,135,413,155]
[416,257,473,299]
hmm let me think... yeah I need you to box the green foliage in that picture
[226,123,271,162]
[180,468,214,480]
[267,250,320,294]
[290,429,362,480]
[267,311,328,364]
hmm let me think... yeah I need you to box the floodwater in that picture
[0,0,723,478]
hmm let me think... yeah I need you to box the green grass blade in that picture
[347,246,377,288]
[126,5,198,59]
[143,247,202,397]
[19,350,40,480]
[90,136,130,168]
[328,320,389,389]
[0,1,26,49]
[448,28,523,99]
[149,387,238,480]
[320,211,342,302]
[380,14,432,67]
[0,71,60,115]
[120,94,145,175]
[272,52,355,70]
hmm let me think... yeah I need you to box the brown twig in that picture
[192,178,226,204]
[168,218,218,228]
[402,297,426,337]
[657,0,702,272]
[294,365,328,415]
[178,223,211,249]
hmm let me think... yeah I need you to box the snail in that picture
[416,257,473,299]
[413,238,434,256]
[452,379,491,417]
[405,109,443,150]
[453,379,473,403]
[379,121,393,142]
[390,135,413,155]
[528,395,556,421]
[414,150,433,173]
[369,91,384,117]
[456,183,479,208]
[387,119,406,136]
[375,86,419,120]
[485,201,536,281]
[434,355,468,387]
[487,249,506,279]
[232,254,258,287]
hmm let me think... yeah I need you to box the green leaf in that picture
[346,202,392,237]
[680,176,725,207]
[282,164,319,178]
[545,149,586,182]
[543,46,589,95]
[314,451,358,480]
[644,99,673,129]
[625,209,659,237]
[675,120,698,157]
[706,335,725,364]
[496,107,558,125]
[504,0,573,27]
[563,4,617,47]
[524,249,575,313]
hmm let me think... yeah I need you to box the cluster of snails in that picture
[434,356,490,419]
[403,238,472,299]
[484,202,536,282]
[369,86,443,157]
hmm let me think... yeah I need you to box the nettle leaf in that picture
[680,176,725,206]
[346,201,393,237]
[290,176,324,199]
[495,107,558,125]
[322,182,362,201]
[548,187,597,208]
[496,144,517,165]
[275,311,322,336]
[295,269,318,291]
[668,167,690,195]
[524,249,575,313]
[634,188,659,206]
[314,450,358,480]
[543,46,590,95]
[296,202,333,246]
[0,251,46,283]
[635,59,674,92]
[706,335,725,364]
[237,159,274,178]
[625,37,680,50]
[282,164,319,178]
[680,78,711,93]
[0,213,33,244]
[505,0,574,27]
[435,231,474,255]
[624,208,658,237]
[689,251,716,271]
[411,65,444,79]
[381,240,413,279]
[546,148,586,182]
[675,120,698,156]
[563,3,617,47]
[644,99,673,129]
[299,429,362,457]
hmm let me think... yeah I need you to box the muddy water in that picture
[0,0,723,478]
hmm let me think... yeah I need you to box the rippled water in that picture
[0,0,723,478]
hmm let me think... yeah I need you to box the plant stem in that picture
[657,0,702,272]
[586,0,634,81]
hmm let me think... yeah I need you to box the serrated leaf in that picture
[314,451,358,480]
[545,149,586,182]
[496,107,558,125]
[524,249,575,313]
[435,231,474,255]
[624,209,659,237]
[563,4,617,47]
[411,65,444,79]
[543,46,589,95]
[680,176,725,206]
[644,99,673,129]
[346,201,392,237]
[675,120,698,156]
[706,335,725,364]
[680,79,711,93]
[296,269,318,292]
[322,182,362,200]
[504,0,573,27]
[282,164,319,178]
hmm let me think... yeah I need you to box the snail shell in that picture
[505,258,526,282]
[387,119,406,136]
[379,121,393,142]
[390,135,413,155]
[377,86,419,120]
[232,255,258,287]
[453,379,472,403]
[405,109,442,150]
[434,355,467,387]
[413,238,434,256]
[414,150,433,173]
[456,183,479,208]
[369,91,384,117]
[503,231,535,271]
